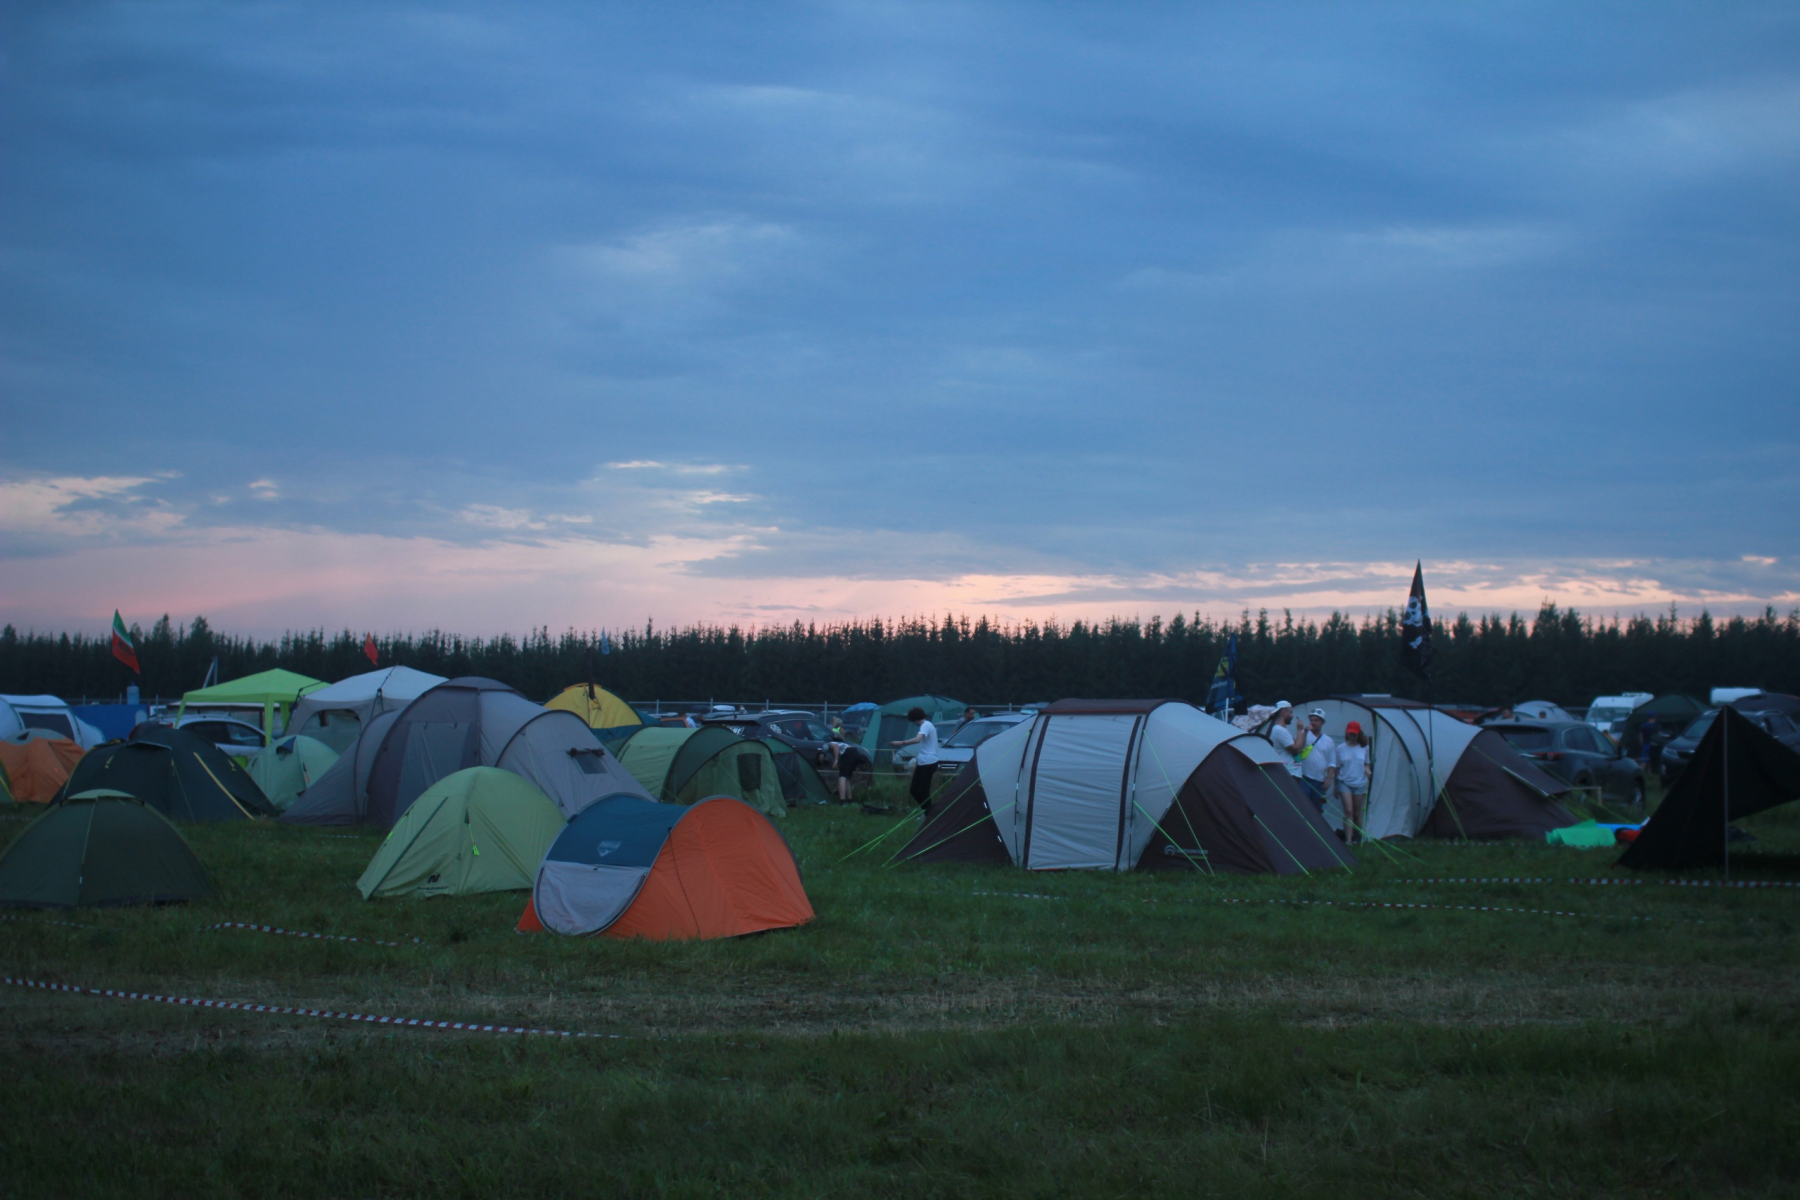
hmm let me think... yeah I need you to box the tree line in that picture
[4,606,1797,709]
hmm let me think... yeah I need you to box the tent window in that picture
[738,753,762,792]
[20,713,74,738]
[570,749,606,775]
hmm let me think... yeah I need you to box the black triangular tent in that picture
[1137,749,1356,875]
[58,725,275,820]
[0,791,214,908]
[1619,706,1800,871]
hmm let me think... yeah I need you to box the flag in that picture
[1204,634,1238,713]
[110,611,139,674]
[363,634,378,666]
[599,631,612,656]
[1400,561,1433,680]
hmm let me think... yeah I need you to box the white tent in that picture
[901,699,1353,875]
[0,695,104,749]
[284,666,447,752]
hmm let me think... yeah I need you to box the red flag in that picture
[363,634,378,666]
[111,611,140,674]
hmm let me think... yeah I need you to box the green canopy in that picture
[358,767,567,899]
[613,726,786,816]
[246,735,339,811]
[180,668,327,736]
[0,791,213,908]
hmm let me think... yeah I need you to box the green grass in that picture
[2,792,1798,1198]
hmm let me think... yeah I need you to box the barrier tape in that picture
[1409,877,1799,889]
[974,890,1687,923]
[199,922,422,948]
[2,913,100,930]
[1,975,626,1040]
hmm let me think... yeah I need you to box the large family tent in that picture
[899,700,1354,875]
[180,669,326,738]
[546,684,644,735]
[281,677,651,830]
[357,767,567,898]
[859,695,968,767]
[246,735,338,810]
[1297,697,1576,840]
[0,695,104,748]
[0,791,213,908]
[58,726,276,820]
[1620,706,1800,871]
[284,666,448,753]
[611,726,787,817]
[0,735,86,804]
[519,795,813,939]
[759,738,834,805]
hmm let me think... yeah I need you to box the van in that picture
[1584,693,1653,736]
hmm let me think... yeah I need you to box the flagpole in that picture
[1722,712,1731,882]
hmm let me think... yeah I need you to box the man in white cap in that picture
[1267,701,1303,776]
[1297,707,1337,812]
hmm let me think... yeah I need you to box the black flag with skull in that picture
[1400,561,1433,680]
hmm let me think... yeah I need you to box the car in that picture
[1488,720,1646,809]
[135,714,270,756]
[1584,694,1653,737]
[932,712,1034,777]
[1659,706,1800,781]
[700,710,835,763]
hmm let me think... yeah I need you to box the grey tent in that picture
[284,666,448,753]
[281,676,652,829]
[899,699,1354,875]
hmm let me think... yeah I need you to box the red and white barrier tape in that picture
[975,890,1684,922]
[199,921,422,948]
[1,974,625,1040]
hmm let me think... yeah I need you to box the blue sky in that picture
[3,2,1796,636]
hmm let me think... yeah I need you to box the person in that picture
[1267,701,1303,776]
[956,707,980,735]
[1297,708,1337,812]
[1335,720,1371,844]
[891,705,941,813]
[822,737,872,803]
[1638,714,1661,768]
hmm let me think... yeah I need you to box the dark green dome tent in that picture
[58,725,276,821]
[611,726,786,816]
[859,695,967,767]
[0,790,213,908]
[758,737,834,805]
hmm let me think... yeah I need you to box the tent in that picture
[58,726,276,821]
[611,726,787,817]
[759,737,834,805]
[1288,697,1577,841]
[285,666,448,753]
[245,735,339,811]
[858,695,967,767]
[281,676,651,830]
[899,700,1354,875]
[1622,694,1706,755]
[545,683,644,735]
[1620,706,1800,871]
[518,794,813,939]
[0,760,12,806]
[0,791,213,908]
[357,767,567,899]
[0,735,86,804]
[180,669,327,738]
[0,695,104,748]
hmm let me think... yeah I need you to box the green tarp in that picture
[1546,820,1622,848]
[358,767,567,899]
[0,790,213,908]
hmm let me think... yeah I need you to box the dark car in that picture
[700,710,835,764]
[1659,707,1800,781]
[1489,721,1646,809]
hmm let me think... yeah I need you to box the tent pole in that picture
[1722,713,1730,882]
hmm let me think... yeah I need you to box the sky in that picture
[3,2,1797,639]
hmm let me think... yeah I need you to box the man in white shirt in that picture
[891,705,941,812]
[1298,707,1336,812]
[1268,701,1303,777]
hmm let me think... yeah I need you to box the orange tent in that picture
[0,737,85,804]
[518,794,813,941]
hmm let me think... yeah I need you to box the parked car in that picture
[1584,694,1653,737]
[933,712,1034,777]
[1489,721,1646,809]
[135,714,270,756]
[1659,706,1800,781]
[701,710,834,763]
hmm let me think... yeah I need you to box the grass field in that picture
[3,780,1798,1198]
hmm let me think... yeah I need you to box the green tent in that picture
[246,735,339,811]
[612,726,786,816]
[1623,694,1707,755]
[180,668,327,737]
[60,725,276,821]
[758,737,833,805]
[357,767,567,899]
[859,694,968,767]
[0,790,213,908]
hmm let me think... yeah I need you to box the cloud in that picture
[0,475,184,548]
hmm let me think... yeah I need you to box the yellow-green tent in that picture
[612,726,785,817]
[180,669,326,738]
[545,684,642,733]
[357,767,567,899]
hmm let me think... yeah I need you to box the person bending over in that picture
[822,738,872,803]
[891,706,941,813]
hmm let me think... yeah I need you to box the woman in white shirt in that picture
[1336,720,1371,844]
[892,706,941,812]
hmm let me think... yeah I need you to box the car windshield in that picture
[1681,712,1717,740]
[945,720,1010,749]
[800,722,831,740]
[1497,727,1553,752]
[1587,706,1632,723]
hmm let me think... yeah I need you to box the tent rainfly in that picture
[858,695,968,768]
[899,700,1355,875]
[759,737,834,805]
[179,669,327,738]
[1619,706,1800,871]
[59,726,276,820]
[280,676,651,830]
[545,684,644,734]
[1290,697,1577,841]
[284,666,449,753]
[0,791,213,908]
[357,767,567,898]
[518,794,813,939]
[610,726,787,817]
[246,735,339,811]
[0,736,86,804]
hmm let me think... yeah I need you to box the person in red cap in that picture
[1336,720,1371,844]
